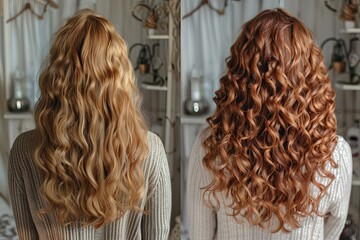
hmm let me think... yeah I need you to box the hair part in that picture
[34,9,148,228]
[203,8,337,232]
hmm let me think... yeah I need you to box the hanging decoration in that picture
[341,0,359,28]
[6,0,59,23]
[130,43,152,74]
[341,0,358,20]
[324,0,338,12]
[182,0,241,19]
[321,37,360,84]
[131,2,169,33]
[129,43,166,86]
[132,3,159,29]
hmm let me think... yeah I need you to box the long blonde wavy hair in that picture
[203,8,338,232]
[34,9,148,228]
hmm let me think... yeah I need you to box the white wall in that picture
[0,13,9,200]
[0,0,83,202]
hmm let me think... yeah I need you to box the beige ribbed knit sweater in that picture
[187,130,353,240]
[8,130,171,240]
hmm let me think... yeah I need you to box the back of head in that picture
[203,8,337,232]
[34,9,148,228]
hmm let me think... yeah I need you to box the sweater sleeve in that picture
[324,137,353,240]
[141,134,171,240]
[187,131,217,240]
[8,135,39,240]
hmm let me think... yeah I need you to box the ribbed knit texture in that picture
[8,130,171,240]
[187,129,352,240]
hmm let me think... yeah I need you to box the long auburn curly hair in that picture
[203,8,338,232]
[34,9,148,228]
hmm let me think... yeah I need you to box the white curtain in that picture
[0,11,7,201]
[96,0,146,49]
[0,0,94,202]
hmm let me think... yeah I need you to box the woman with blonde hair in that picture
[187,8,352,239]
[8,9,171,239]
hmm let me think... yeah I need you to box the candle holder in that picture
[7,71,30,112]
[184,70,209,115]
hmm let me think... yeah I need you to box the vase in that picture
[333,61,346,73]
[344,20,355,29]
[139,63,150,74]
[7,76,30,113]
[184,70,209,115]
[184,99,209,115]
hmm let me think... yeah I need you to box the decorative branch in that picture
[6,0,59,23]
[324,0,337,12]
[341,0,358,21]
[182,0,235,19]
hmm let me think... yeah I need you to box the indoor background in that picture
[1,0,360,239]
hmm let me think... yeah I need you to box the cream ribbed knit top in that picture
[8,130,171,240]
[187,130,352,240]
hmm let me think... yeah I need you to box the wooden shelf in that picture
[147,35,170,40]
[335,83,360,91]
[141,83,167,91]
[4,111,33,120]
[353,175,360,186]
[181,115,209,125]
[340,28,360,34]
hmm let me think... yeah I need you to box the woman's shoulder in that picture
[10,129,38,155]
[333,135,352,163]
[331,135,352,182]
[143,131,170,191]
[146,131,167,159]
[144,131,168,169]
[8,130,39,177]
[192,127,210,149]
[147,131,164,148]
[187,128,210,172]
[335,135,350,148]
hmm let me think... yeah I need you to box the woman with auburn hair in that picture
[187,8,352,240]
[8,9,171,239]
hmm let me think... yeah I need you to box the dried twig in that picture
[182,0,231,19]
[6,0,59,23]
[324,0,337,12]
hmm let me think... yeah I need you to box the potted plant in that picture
[138,56,150,74]
[341,0,358,29]
[136,45,151,74]
[331,40,347,73]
